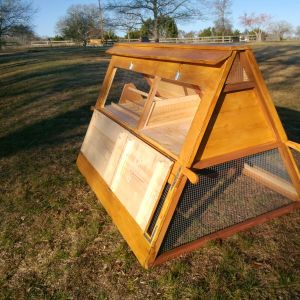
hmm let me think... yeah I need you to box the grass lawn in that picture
[0,44,300,299]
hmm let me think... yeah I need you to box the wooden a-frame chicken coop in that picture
[77,43,300,268]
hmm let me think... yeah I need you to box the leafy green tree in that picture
[199,27,214,37]
[104,30,118,40]
[164,17,178,38]
[140,16,178,39]
[127,30,141,39]
[52,35,64,41]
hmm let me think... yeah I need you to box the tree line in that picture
[1,0,300,48]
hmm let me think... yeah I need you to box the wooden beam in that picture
[286,141,300,152]
[243,163,299,201]
[193,141,278,169]
[137,76,161,130]
[178,51,237,167]
[223,81,255,93]
[127,86,162,101]
[152,202,300,267]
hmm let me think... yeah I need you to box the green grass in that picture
[0,44,300,299]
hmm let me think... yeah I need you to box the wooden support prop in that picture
[286,141,300,152]
[127,86,162,101]
[181,167,199,184]
[243,163,299,201]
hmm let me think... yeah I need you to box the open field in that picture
[0,44,300,299]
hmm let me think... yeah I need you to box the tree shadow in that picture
[276,106,300,143]
[0,103,92,158]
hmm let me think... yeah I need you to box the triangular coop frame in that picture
[77,43,300,268]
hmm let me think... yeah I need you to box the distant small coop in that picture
[77,43,300,268]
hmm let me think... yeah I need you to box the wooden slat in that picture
[193,141,278,169]
[223,81,254,93]
[286,141,300,152]
[96,59,117,109]
[152,202,300,267]
[119,83,145,104]
[127,86,162,101]
[137,76,161,130]
[243,163,299,201]
[146,171,188,267]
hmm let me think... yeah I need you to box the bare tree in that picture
[56,4,101,47]
[0,0,35,48]
[267,20,293,41]
[239,12,271,42]
[107,0,206,42]
[97,0,105,40]
[211,0,232,38]
[296,26,300,39]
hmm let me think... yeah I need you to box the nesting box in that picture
[77,43,300,268]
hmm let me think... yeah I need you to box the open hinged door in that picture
[80,110,173,231]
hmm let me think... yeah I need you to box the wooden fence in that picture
[29,35,257,48]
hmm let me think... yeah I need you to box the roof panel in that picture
[106,43,247,65]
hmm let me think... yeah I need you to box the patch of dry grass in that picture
[0,44,300,299]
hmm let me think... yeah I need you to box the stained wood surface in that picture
[81,110,173,230]
[141,120,192,155]
[197,89,276,161]
[107,45,232,65]
[79,45,300,268]
[77,152,151,267]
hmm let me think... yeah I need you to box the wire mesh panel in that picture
[147,184,170,237]
[159,149,294,254]
[290,148,300,172]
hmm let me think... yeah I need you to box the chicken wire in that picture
[159,148,294,254]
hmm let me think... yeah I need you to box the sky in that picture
[32,0,300,37]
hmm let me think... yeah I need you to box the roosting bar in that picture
[77,43,300,268]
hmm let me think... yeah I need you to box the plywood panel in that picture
[141,121,192,155]
[111,136,173,229]
[197,89,276,161]
[81,110,173,231]
[146,95,201,128]
[81,111,128,184]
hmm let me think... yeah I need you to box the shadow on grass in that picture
[0,105,299,159]
[253,44,300,90]
[277,106,300,143]
[0,103,92,158]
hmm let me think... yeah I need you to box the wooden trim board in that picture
[152,202,300,266]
